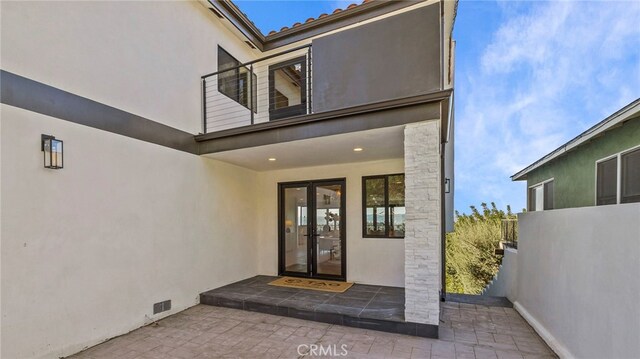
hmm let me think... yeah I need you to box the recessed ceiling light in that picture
[268,158,276,161]
[353,147,363,152]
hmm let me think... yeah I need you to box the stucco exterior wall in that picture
[0,1,257,134]
[525,117,640,209]
[1,105,261,359]
[482,247,518,303]
[311,3,442,112]
[256,159,406,287]
[515,204,640,359]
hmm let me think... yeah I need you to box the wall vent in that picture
[153,300,171,314]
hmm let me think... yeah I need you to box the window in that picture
[363,174,405,238]
[596,157,617,205]
[597,147,640,205]
[269,56,307,120]
[621,148,640,203]
[217,47,256,111]
[528,179,554,211]
[543,181,554,210]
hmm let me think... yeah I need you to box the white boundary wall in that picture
[482,247,518,302]
[514,204,640,359]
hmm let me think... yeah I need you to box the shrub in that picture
[445,202,517,294]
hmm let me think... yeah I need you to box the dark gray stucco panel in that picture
[198,102,440,154]
[0,70,199,154]
[312,4,441,112]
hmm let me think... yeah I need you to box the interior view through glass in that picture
[283,186,308,273]
[282,182,343,278]
[314,184,342,276]
[272,63,303,110]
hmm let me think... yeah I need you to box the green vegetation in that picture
[445,202,518,294]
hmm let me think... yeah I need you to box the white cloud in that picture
[455,0,640,213]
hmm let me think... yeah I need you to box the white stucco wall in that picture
[256,159,406,287]
[0,105,261,359]
[515,204,640,359]
[0,1,258,133]
[482,247,518,302]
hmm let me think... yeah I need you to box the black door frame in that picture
[278,178,347,281]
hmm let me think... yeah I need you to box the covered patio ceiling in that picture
[204,125,405,171]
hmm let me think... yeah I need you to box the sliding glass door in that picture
[279,179,346,281]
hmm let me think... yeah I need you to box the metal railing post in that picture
[202,78,207,134]
[250,64,254,125]
[307,46,312,114]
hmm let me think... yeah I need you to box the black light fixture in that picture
[41,134,63,169]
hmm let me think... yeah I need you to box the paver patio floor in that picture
[68,302,557,358]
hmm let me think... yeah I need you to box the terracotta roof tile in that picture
[265,1,374,36]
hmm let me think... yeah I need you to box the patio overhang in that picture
[203,125,405,171]
[195,90,450,155]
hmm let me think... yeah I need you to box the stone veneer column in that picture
[404,121,441,326]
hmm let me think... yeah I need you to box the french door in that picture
[278,178,346,281]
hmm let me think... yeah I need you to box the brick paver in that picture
[68,303,557,358]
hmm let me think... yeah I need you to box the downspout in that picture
[439,0,447,303]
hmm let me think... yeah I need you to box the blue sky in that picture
[235,0,640,214]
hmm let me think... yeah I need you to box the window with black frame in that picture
[217,47,256,112]
[363,174,405,238]
[269,56,306,120]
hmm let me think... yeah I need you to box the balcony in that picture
[202,45,312,133]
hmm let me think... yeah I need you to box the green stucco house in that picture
[512,98,640,211]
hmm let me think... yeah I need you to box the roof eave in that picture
[510,98,640,182]
[206,0,431,52]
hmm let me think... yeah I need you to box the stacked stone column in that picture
[404,121,441,326]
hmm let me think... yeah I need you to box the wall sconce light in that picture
[444,178,451,193]
[41,134,63,169]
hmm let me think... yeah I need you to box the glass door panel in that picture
[282,186,309,274]
[313,183,344,278]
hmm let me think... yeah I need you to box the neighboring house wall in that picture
[0,1,257,133]
[525,117,640,209]
[0,105,261,359]
[311,3,442,112]
[256,159,406,287]
[511,205,640,359]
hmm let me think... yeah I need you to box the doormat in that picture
[269,277,353,293]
